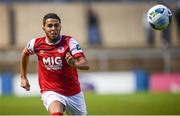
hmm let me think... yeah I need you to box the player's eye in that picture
[54,24,59,28]
[47,24,53,28]
[47,24,59,29]
[54,24,59,27]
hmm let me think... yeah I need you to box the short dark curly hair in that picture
[43,13,61,26]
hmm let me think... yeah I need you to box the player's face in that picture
[43,18,61,41]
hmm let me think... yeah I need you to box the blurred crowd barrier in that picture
[0,2,179,49]
[1,70,180,96]
[0,4,10,48]
[0,2,180,73]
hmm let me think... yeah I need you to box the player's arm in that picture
[74,56,89,70]
[65,52,89,70]
[20,48,31,91]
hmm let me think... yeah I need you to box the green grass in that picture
[0,92,180,115]
[85,92,180,115]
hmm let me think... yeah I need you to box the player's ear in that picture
[42,26,45,31]
[60,24,62,30]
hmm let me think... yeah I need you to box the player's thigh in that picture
[41,91,66,111]
[48,101,64,113]
[66,91,87,115]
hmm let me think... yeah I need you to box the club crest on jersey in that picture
[39,50,44,54]
[58,46,64,53]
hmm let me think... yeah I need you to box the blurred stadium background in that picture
[0,0,180,115]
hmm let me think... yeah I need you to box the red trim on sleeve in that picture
[73,52,85,59]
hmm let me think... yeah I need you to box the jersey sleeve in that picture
[69,38,85,58]
[26,38,36,55]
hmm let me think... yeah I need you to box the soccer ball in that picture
[147,4,172,30]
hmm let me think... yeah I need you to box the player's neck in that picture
[46,36,61,45]
[47,36,60,44]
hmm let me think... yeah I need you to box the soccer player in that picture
[20,13,89,116]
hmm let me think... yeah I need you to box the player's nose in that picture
[51,26,56,30]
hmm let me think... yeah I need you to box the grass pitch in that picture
[0,92,180,115]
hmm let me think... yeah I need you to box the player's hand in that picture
[65,52,75,67]
[20,78,30,91]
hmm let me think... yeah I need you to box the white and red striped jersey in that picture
[26,35,85,96]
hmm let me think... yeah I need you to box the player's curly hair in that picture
[43,13,61,26]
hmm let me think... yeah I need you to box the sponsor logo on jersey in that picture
[71,44,82,51]
[43,56,63,70]
[76,44,81,50]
